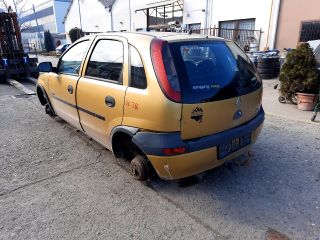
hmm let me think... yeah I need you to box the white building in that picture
[63,0,280,50]
[63,0,112,37]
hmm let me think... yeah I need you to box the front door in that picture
[76,37,128,148]
[49,40,91,129]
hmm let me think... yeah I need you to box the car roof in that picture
[81,31,225,43]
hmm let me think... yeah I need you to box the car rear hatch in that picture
[151,38,262,140]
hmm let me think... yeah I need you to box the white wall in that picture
[206,0,280,50]
[111,0,160,31]
[64,0,280,49]
[182,0,280,50]
[182,0,206,27]
[64,0,110,39]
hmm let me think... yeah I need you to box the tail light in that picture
[151,38,181,102]
[163,147,186,155]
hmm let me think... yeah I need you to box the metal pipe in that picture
[128,0,132,31]
[77,0,83,30]
[266,0,274,49]
[205,0,209,29]
[32,4,44,50]
[271,0,281,49]
[109,7,113,31]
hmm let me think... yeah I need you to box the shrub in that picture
[69,27,83,43]
[44,30,54,52]
[279,43,319,96]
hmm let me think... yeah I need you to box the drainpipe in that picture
[266,0,281,50]
[128,0,132,31]
[265,0,274,50]
[205,0,209,29]
[270,0,281,49]
[77,0,83,30]
[109,6,113,31]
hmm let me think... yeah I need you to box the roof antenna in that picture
[188,29,192,35]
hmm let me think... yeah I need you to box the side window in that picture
[58,41,90,75]
[130,45,147,89]
[86,40,123,83]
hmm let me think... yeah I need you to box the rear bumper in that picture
[132,108,265,180]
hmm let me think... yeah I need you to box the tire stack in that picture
[249,55,258,67]
[274,58,281,78]
[256,56,280,79]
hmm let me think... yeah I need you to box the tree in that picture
[44,30,54,52]
[279,43,319,96]
[69,27,84,43]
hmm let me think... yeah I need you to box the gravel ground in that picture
[0,87,319,240]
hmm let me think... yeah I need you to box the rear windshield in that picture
[168,40,261,103]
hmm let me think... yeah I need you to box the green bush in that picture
[44,30,54,52]
[279,43,319,96]
[69,27,83,43]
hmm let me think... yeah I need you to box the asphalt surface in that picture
[0,77,319,239]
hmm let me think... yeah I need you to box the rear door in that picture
[168,40,262,140]
[76,37,128,148]
[49,40,90,129]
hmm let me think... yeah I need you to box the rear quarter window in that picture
[129,45,147,89]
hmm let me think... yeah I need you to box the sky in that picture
[0,0,49,12]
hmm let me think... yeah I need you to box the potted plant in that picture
[279,43,319,111]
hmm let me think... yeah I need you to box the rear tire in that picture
[278,96,286,103]
[130,155,150,181]
[45,104,55,118]
[257,67,274,74]
[257,62,274,68]
[257,57,274,63]
[260,73,273,79]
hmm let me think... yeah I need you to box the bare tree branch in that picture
[17,0,29,18]
[0,0,10,11]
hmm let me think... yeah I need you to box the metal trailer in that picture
[0,12,38,82]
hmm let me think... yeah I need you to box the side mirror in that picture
[38,62,56,73]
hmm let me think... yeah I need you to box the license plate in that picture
[218,133,251,159]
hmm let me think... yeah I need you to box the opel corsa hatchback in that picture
[36,32,264,181]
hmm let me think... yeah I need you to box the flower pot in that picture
[296,92,318,111]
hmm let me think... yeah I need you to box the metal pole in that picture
[163,5,165,25]
[109,7,113,31]
[32,4,44,51]
[146,8,149,31]
[12,0,18,13]
[77,0,83,30]
[128,0,132,31]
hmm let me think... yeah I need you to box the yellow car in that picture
[37,32,264,181]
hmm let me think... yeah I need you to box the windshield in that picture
[168,40,261,103]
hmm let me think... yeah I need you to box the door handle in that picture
[105,96,115,107]
[67,85,73,94]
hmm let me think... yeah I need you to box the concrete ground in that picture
[262,79,319,124]
[0,74,319,239]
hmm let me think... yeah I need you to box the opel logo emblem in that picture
[235,97,241,108]
[233,110,243,120]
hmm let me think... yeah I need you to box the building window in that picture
[219,18,255,31]
[219,18,256,48]
[188,23,201,33]
[299,20,320,42]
